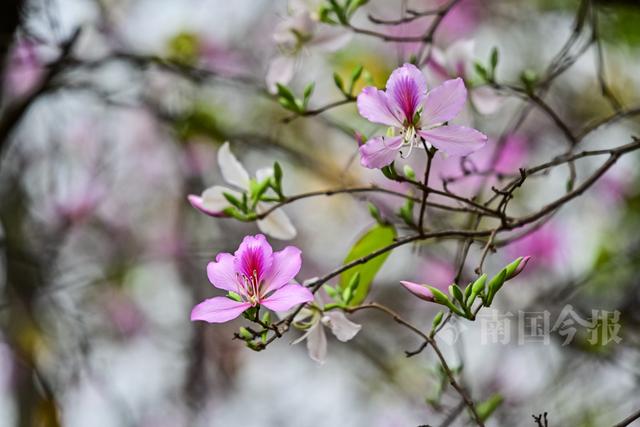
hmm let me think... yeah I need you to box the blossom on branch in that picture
[188,142,296,240]
[357,63,487,169]
[266,0,351,93]
[191,234,313,323]
[428,39,504,115]
[293,306,361,364]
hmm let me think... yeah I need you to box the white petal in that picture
[256,203,297,240]
[309,28,351,52]
[471,87,504,115]
[305,322,327,364]
[444,39,475,76]
[321,311,361,342]
[255,167,274,183]
[201,185,237,212]
[217,142,250,189]
[266,55,296,94]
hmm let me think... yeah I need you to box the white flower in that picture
[293,306,361,364]
[188,142,296,240]
[266,0,351,93]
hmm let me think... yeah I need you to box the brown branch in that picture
[612,407,640,427]
[0,28,81,161]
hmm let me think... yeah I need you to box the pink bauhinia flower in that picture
[357,63,487,169]
[191,234,313,323]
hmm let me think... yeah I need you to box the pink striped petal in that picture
[359,135,403,169]
[262,246,302,295]
[190,297,251,323]
[260,284,313,312]
[418,125,487,157]
[421,78,467,127]
[233,234,273,282]
[207,253,240,293]
[400,280,435,302]
[385,63,427,123]
[357,86,403,127]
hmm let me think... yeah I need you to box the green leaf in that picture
[429,286,466,316]
[261,311,271,325]
[333,72,345,94]
[476,393,503,422]
[367,202,384,224]
[520,69,538,94]
[303,82,315,108]
[381,162,400,180]
[276,83,296,103]
[485,269,507,306]
[272,161,283,197]
[490,47,499,74]
[338,224,396,305]
[348,64,364,94]
[238,327,252,340]
[228,291,242,302]
[431,311,444,334]
[467,273,487,306]
[474,62,489,81]
[504,257,523,279]
[449,284,465,307]
[403,164,416,180]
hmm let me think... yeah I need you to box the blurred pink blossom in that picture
[506,225,563,270]
[3,39,44,98]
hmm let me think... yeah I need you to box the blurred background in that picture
[1,0,640,426]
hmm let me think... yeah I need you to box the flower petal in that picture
[418,125,487,157]
[187,194,225,217]
[256,203,297,240]
[305,322,327,364]
[310,28,351,52]
[443,39,475,77]
[188,185,240,218]
[358,135,403,169]
[321,311,361,342]
[421,77,467,126]
[218,142,250,189]
[385,63,427,123]
[357,86,402,127]
[260,284,313,312]
[234,234,273,282]
[266,55,296,94]
[261,245,302,295]
[400,280,435,302]
[470,86,504,115]
[190,297,251,323]
[255,167,274,183]
[207,253,240,293]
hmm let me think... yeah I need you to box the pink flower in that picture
[191,234,313,323]
[357,63,487,169]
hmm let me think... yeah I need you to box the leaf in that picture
[476,393,503,422]
[339,224,396,305]
[490,47,499,73]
